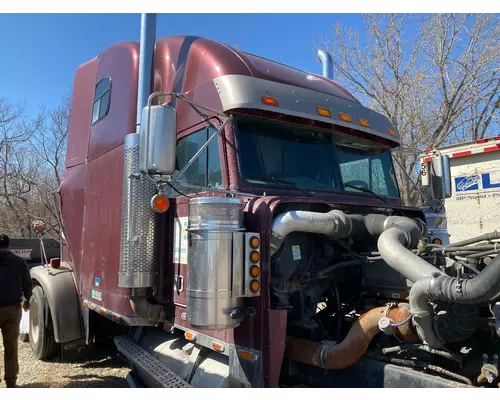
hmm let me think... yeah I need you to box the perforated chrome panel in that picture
[118,133,158,288]
[115,336,192,388]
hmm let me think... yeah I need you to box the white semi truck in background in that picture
[421,135,500,244]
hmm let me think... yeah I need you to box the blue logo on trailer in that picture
[455,173,500,192]
[455,175,480,192]
[94,277,100,287]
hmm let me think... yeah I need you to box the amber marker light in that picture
[249,236,260,249]
[250,251,260,263]
[151,193,170,213]
[250,265,260,278]
[261,96,279,106]
[316,107,331,117]
[339,112,352,122]
[239,351,256,361]
[359,118,370,127]
[250,279,260,293]
[432,238,442,245]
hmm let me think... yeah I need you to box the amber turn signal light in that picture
[250,279,260,293]
[249,236,260,249]
[250,251,260,263]
[250,265,260,278]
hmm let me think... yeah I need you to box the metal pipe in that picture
[377,227,441,283]
[443,231,500,248]
[284,305,414,370]
[382,344,462,363]
[271,210,353,255]
[136,13,157,131]
[317,49,334,80]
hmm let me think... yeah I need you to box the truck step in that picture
[114,335,192,388]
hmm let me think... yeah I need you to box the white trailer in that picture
[421,136,500,244]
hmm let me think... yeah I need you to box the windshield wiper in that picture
[344,184,389,205]
[247,176,313,197]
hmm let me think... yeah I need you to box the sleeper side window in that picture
[91,77,111,124]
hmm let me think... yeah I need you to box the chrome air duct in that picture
[271,210,353,255]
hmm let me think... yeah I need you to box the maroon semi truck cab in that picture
[26,16,500,389]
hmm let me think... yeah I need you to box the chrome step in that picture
[115,335,192,388]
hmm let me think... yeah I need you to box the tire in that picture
[29,286,58,360]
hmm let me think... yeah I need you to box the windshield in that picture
[235,118,400,198]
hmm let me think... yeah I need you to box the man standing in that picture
[0,234,32,388]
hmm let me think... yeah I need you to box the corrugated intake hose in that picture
[410,254,500,347]
[284,305,415,370]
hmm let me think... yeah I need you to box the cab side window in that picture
[91,77,111,124]
[176,127,223,188]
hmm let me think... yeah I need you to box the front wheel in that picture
[29,286,58,360]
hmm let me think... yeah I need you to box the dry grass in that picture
[0,336,131,388]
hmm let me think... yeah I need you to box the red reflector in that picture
[451,150,472,158]
[50,258,61,268]
[423,157,433,163]
[484,144,500,153]
[477,139,489,144]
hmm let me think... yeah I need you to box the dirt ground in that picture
[0,336,131,388]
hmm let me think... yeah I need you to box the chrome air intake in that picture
[186,197,246,330]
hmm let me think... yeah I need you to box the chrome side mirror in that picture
[428,155,452,200]
[139,105,177,176]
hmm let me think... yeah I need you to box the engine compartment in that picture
[270,203,500,388]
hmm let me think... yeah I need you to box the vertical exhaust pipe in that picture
[119,13,163,324]
[136,13,157,132]
[317,49,334,80]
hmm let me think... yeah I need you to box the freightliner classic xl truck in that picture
[27,14,500,388]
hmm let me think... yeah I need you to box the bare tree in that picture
[0,94,70,238]
[315,14,500,205]
[28,93,71,238]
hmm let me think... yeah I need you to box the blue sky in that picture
[0,13,363,113]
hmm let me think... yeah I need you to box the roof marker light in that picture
[261,96,279,106]
[316,107,331,117]
[338,112,352,122]
[359,118,369,127]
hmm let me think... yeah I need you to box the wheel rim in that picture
[30,299,40,346]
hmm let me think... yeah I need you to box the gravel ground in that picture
[0,336,131,388]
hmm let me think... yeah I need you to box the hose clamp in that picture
[455,279,463,294]
[384,302,398,316]
[316,344,330,369]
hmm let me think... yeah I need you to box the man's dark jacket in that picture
[0,250,32,308]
